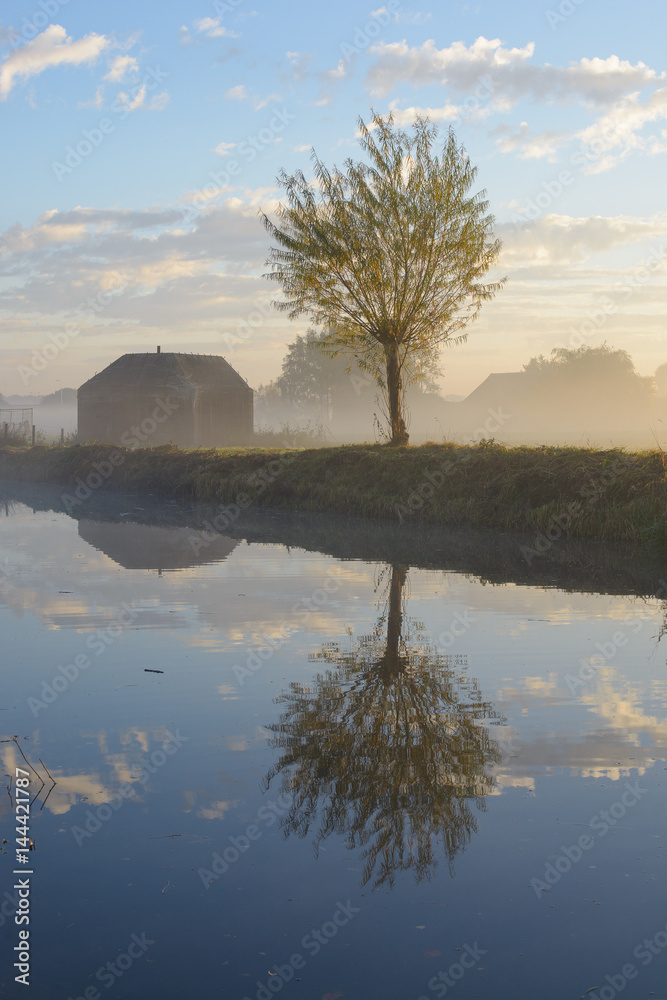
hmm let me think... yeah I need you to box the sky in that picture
[0,0,666,400]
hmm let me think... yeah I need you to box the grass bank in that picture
[1,441,667,547]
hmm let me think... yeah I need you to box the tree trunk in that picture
[377,564,409,681]
[385,345,409,445]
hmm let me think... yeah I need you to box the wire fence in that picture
[0,408,34,439]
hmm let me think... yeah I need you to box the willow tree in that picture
[261,111,504,445]
[264,564,502,888]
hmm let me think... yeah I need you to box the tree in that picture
[654,362,667,398]
[261,111,503,445]
[523,344,654,404]
[264,564,502,887]
[274,329,362,421]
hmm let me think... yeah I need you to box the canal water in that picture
[1,484,666,999]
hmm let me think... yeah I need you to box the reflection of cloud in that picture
[0,725,188,820]
[498,668,667,779]
[520,675,560,699]
[489,775,536,795]
[217,684,238,700]
[0,744,130,817]
[197,800,235,820]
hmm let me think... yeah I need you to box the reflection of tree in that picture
[264,565,502,888]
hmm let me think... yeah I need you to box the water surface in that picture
[1,484,666,999]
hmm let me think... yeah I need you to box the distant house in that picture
[458,372,534,412]
[78,350,253,447]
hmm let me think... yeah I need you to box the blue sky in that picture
[1,0,666,398]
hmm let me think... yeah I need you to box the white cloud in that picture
[77,85,105,110]
[253,90,280,110]
[385,97,471,126]
[395,9,432,24]
[214,141,238,157]
[115,85,169,113]
[104,54,138,82]
[222,84,278,110]
[366,37,665,108]
[494,122,568,160]
[149,90,170,112]
[493,88,667,171]
[225,84,247,101]
[0,24,109,100]
[497,212,667,268]
[373,38,667,173]
[195,17,238,39]
[574,87,667,172]
[325,60,348,81]
[116,84,147,112]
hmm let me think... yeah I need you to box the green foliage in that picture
[262,111,503,444]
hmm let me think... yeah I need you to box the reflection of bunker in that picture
[78,520,239,570]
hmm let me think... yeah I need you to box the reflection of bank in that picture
[265,564,502,888]
[78,520,239,571]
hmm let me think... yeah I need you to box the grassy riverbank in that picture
[1,441,667,546]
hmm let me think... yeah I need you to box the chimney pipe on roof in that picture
[157,346,161,354]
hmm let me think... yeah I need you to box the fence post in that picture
[3,423,7,443]
[60,428,64,447]
[32,425,36,446]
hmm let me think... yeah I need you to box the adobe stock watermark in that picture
[233,566,345,685]
[546,0,586,30]
[6,0,71,47]
[70,731,189,846]
[221,298,276,355]
[211,0,242,14]
[51,67,169,181]
[586,919,667,1000]
[511,110,632,228]
[417,942,488,999]
[27,603,139,716]
[451,75,496,126]
[65,931,155,999]
[436,608,476,651]
[529,780,648,898]
[57,395,179,514]
[395,406,512,521]
[242,900,360,1000]
[197,792,293,888]
[183,108,296,224]
[552,245,666,354]
[565,594,666,697]
[520,453,638,565]
[339,0,400,63]
[17,271,128,385]
[186,453,296,558]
